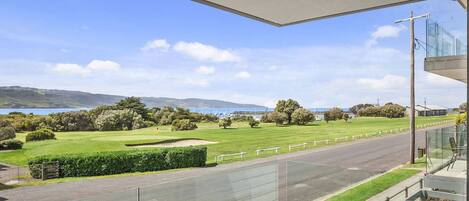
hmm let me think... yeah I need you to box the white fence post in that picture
[289,143,307,151]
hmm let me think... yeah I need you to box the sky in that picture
[0,0,466,108]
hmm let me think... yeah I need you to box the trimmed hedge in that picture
[26,129,55,142]
[0,127,16,141]
[28,146,207,178]
[0,139,23,150]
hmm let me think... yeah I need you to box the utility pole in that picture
[395,12,428,164]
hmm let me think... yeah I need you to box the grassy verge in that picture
[0,183,16,190]
[327,168,420,201]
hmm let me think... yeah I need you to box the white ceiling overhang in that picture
[194,0,421,26]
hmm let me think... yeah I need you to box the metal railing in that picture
[385,178,423,201]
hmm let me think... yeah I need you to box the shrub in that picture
[268,112,288,126]
[232,115,251,122]
[358,106,381,117]
[89,105,116,120]
[152,107,216,125]
[28,147,207,178]
[0,139,23,150]
[247,116,260,128]
[26,129,55,142]
[291,108,315,125]
[218,117,232,129]
[94,109,145,131]
[357,103,405,118]
[171,119,198,131]
[380,103,405,118]
[8,112,26,117]
[6,115,52,132]
[0,120,12,128]
[0,126,16,141]
[456,113,467,125]
[49,111,94,131]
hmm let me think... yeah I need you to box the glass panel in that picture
[426,125,467,173]
[79,160,379,201]
[426,19,467,57]
[286,161,375,201]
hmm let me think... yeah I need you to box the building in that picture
[406,105,448,116]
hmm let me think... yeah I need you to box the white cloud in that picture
[141,39,171,52]
[53,60,120,76]
[357,74,406,90]
[195,66,216,75]
[54,63,86,75]
[235,71,251,79]
[173,41,240,62]
[87,60,120,71]
[366,25,405,46]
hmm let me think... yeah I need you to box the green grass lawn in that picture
[0,116,454,167]
[327,168,420,201]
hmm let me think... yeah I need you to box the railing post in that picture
[385,197,390,201]
[419,178,423,189]
[137,187,140,201]
[405,186,408,197]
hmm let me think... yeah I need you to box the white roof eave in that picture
[194,0,422,26]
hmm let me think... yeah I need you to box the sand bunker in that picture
[131,139,217,148]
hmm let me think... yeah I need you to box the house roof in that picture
[194,0,421,26]
[408,105,448,111]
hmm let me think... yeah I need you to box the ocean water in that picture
[0,108,271,115]
[0,107,347,115]
[0,108,88,115]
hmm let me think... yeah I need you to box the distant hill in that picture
[0,86,266,109]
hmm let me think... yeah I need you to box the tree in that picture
[349,104,374,115]
[152,106,175,125]
[342,113,350,122]
[291,108,315,125]
[247,116,260,128]
[116,97,149,120]
[269,112,288,126]
[380,103,405,118]
[218,117,232,129]
[89,105,116,120]
[324,112,331,123]
[275,99,301,124]
[328,107,344,120]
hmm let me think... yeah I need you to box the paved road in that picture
[0,125,448,201]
